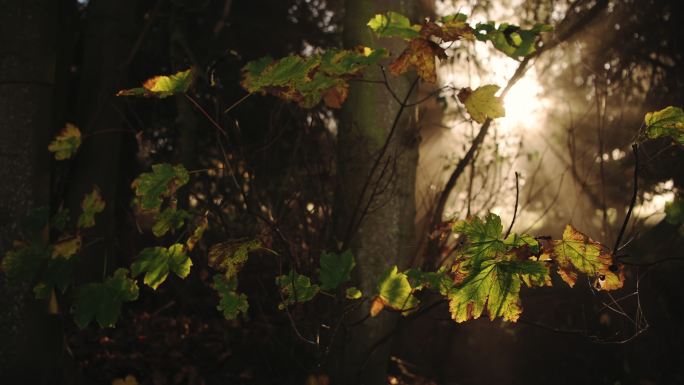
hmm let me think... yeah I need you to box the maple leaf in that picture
[208,239,262,280]
[474,22,551,59]
[458,85,505,123]
[78,186,106,228]
[371,266,418,317]
[51,234,81,259]
[116,69,193,98]
[131,164,189,210]
[33,257,74,300]
[366,11,421,40]
[644,106,684,145]
[48,123,81,160]
[72,268,139,328]
[405,267,454,296]
[241,47,386,108]
[152,207,190,237]
[213,274,249,320]
[448,258,549,322]
[275,270,319,308]
[388,38,446,83]
[318,250,355,291]
[1,241,49,284]
[131,244,192,290]
[545,225,624,291]
[452,213,508,266]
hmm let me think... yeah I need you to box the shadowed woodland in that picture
[1,0,683,384]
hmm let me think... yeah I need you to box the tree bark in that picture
[0,0,61,380]
[65,0,139,283]
[334,1,420,383]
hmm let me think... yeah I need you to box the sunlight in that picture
[500,70,548,132]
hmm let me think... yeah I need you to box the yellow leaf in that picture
[458,85,505,123]
[51,234,81,259]
[112,375,138,385]
[48,123,81,160]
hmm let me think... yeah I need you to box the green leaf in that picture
[48,123,81,160]
[405,267,453,296]
[116,69,193,98]
[51,209,70,232]
[208,239,261,280]
[213,274,249,320]
[34,257,74,299]
[474,22,551,59]
[644,106,684,144]
[275,270,319,308]
[78,186,106,229]
[131,244,192,289]
[448,258,548,323]
[545,225,623,291]
[453,213,507,266]
[72,268,139,328]
[319,250,355,290]
[152,208,190,237]
[1,241,49,284]
[367,11,421,40]
[504,233,539,254]
[665,198,684,225]
[345,287,362,300]
[131,164,189,210]
[457,85,505,123]
[374,266,418,315]
[241,47,386,108]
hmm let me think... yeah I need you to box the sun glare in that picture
[500,71,548,132]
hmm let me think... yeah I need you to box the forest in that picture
[0,0,683,384]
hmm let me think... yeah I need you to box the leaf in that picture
[72,268,139,328]
[241,47,386,108]
[116,69,193,98]
[112,375,138,385]
[665,198,684,225]
[453,213,508,266]
[34,257,75,299]
[458,85,505,123]
[152,208,190,237]
[474,22,551,59]
[208,239,261,280]
[131,164,189,210]
[131,244,192,289]
[1,241,49,284]
[51,234,81,259]
[388,38,446,83]
[319,250,355,290]
[51,209,70,232]
[644,106,684,144]
[78,186,106,229]
[275,270,319,308]
[448,258,549,322]
[545,225,624,291]
[213,274,249,320]
[186,215,209,251]
[405,267,454,296]
[48,123,81,160]
[345,287,362,300]
[366,12,421,40]
[373,266,418,316]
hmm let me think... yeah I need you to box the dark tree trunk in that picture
[333,1,420,383]
[0,0,62,381]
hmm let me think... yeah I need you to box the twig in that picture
[504,172,520,238]
[223,92,252,113]
[612,144,638,256]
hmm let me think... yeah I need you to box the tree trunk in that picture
[65,0,139,283]
[334,1,420,383]
[0,0,61,380]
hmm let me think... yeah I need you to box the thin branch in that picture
[612,144,638,256]
[504,171,520,238]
